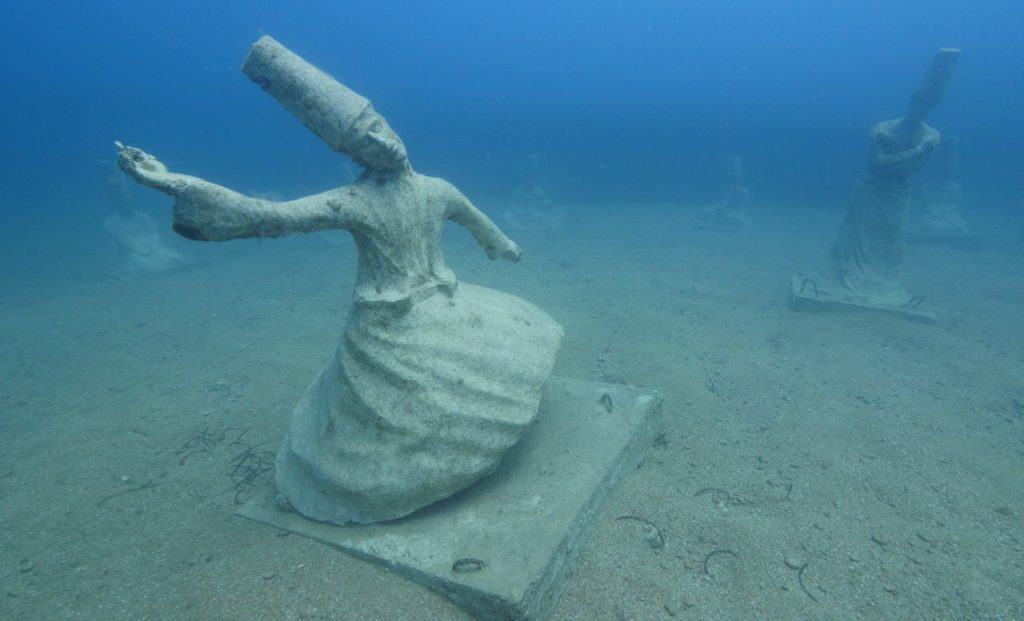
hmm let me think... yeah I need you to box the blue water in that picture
[3,1,1022,229]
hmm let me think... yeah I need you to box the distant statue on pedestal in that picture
[697,155,752,231]
[910,136,981,249]
[117,36,562,525]
[792,49,961,322]
[101,162,191,278]
[501,154,564,231]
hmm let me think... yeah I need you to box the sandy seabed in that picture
[1,203,1022,620]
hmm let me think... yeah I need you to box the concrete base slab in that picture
[790,274,937,324]
[237,376,663,620]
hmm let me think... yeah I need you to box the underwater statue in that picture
[100,162,191,278]
[501,154,564,231]
[909,136,980,249]
[792,48,960,322]
[116,36,563,525]
[697,155,753,231]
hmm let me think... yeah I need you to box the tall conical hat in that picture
[905,48,960,124]
[242,36,371,155]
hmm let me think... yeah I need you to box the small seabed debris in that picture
[175,426,228,465]
[599,392,614,414]
[694,487,733,503]
[616,515,665,549]
[694,480,792,508]
[702,548,739,578]
[451,558,486,574]
[228,435,276,505]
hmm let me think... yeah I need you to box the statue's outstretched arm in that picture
[116,143,357,241]
[438,180,521,262]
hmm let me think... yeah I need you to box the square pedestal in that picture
[237,376,663,620]
[790,274,937,324]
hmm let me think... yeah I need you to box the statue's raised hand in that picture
[115,141,181,195]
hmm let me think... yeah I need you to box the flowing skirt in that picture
[276,282,563,524]
[830,177,912,306]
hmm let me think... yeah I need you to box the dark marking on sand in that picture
[175,426,227,465]
[797,563,820,604]
[228,442,276,505]
[96,480,161,507]
[694,487,734,505]
[702,549,738,577]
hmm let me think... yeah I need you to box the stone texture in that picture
[238,376,664,621]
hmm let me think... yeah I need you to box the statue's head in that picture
[242,36,410,174]
[345,104,409,172]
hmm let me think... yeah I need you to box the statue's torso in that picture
[345,173,456,307]
[869,119,938,182]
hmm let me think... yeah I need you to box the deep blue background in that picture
[1,0,1022,238]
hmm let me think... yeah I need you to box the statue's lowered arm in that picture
[116,143,357,241]
[439,181,522,262]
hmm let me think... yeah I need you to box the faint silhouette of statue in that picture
[697,155,752,231]
[501,154,564,231]
[100,162,191,278]
[829,49,960,306]
[910,136,979,248]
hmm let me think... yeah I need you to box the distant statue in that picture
[910,136,980,248]
[100,162,191,278]
[697,155,753,231]
[116,36,562,525]
[793,49,960,321]
[501,153,564,231]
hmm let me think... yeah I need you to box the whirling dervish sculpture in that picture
[117,36,562,525]
[792,48,960,322]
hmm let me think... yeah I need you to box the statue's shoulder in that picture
[413,173,458,198]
